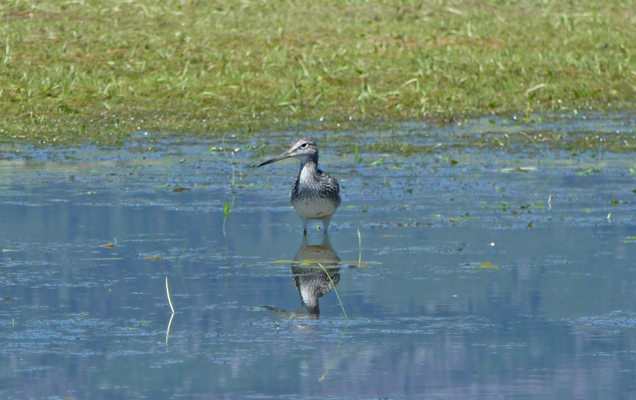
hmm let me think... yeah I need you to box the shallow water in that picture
[2,115,636,399]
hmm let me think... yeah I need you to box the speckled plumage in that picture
[291,234,341,316]
[291,265,340,315]
[258,136,340,233]
[291,156,340,220]
[263,233,341,319]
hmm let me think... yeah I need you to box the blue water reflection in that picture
[1,131,636,399]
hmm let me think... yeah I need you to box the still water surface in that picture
[2,116,636,399]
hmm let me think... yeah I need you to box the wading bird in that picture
[258,136,340,234]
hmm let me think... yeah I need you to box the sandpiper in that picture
[258,136,340,234]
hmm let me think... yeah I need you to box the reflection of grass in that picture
[357,229,362,266]
[317,262,348,382]
[222,133,235,238]
[2,0,635,143]
[318,263,347,321]
[165,276,175,345]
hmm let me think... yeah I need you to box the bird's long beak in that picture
[257,150,292,167]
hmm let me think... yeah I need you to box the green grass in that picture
[1,0,635,144]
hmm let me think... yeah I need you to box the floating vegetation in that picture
[468,262,501,270]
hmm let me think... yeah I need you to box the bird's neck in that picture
[298,154,319,176]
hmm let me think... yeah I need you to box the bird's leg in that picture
[322,216,332,232]
[302,218,308,235]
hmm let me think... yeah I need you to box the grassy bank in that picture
[1,0,635,144]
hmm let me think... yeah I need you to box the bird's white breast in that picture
[291,197,338,220]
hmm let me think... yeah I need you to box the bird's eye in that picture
[301,143,308,148]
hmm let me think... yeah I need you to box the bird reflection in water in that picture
[265,233,340,320]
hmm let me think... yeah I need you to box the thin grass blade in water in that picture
[317,262,349,381]
[166,276,175,314]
